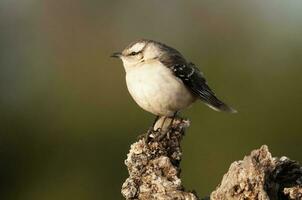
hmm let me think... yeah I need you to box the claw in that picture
[155,128,162,133]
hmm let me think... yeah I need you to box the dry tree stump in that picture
[121,117,302,200]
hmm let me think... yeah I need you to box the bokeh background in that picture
[1,0,302,199]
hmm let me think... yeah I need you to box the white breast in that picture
[125,61,196,116]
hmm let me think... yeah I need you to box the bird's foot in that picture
[146,127,162,143]
[137,127,162,143]
[155,127,173,142]
[138,126,175,143]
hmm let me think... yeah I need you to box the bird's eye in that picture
[129,51,139,56]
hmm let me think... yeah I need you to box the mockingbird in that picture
[112,39,236,129]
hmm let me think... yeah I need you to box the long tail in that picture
[204,95,237,113]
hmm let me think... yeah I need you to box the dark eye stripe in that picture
[128,51,141,56]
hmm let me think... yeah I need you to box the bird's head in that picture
[111,39,165,71]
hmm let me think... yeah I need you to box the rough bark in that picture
[121,117,302,200]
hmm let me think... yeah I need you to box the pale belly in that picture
[125,62,196,116]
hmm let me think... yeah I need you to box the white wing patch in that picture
[187,67,195,77]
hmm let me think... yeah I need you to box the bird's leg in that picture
[152,115,160,129]
[144,116,160,141]
[171,112,178,127]
[157,116,167,132]
[147,116,167,142]
[148,115,160,133]
[166,112,178,130]
[156,112,178,141]
[166,112,178,139]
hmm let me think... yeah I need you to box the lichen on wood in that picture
[121,117,302,200]
[121,117,198,200]
[210,145,302,200]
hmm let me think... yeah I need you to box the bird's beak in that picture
[111,52,122,58]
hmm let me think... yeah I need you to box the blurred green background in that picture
[1,0,302,199]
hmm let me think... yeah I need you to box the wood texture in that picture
[121,117,302,200]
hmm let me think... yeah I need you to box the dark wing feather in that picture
[159,50,236,113]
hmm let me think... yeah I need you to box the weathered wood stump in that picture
[121,117,302,200]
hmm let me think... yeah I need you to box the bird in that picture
[111,39,236,130]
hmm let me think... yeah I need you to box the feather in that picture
[158,45,236,113]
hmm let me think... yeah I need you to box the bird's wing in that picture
[160,54,236,112]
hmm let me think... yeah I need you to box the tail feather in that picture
[204,96,237,113]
